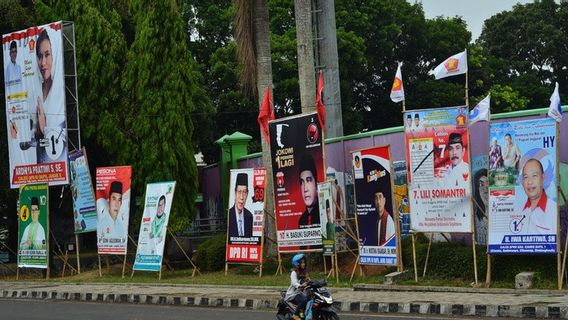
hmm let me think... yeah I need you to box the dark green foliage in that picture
[194,234,226,272]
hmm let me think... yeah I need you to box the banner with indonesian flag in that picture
[226,168,266,264]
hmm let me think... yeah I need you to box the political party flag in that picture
[548,82,563,122]
[390,63,405,103]
[432,50,468,80]
[316,71,326,131]
[257,86,275,144]
[469,94,490,125]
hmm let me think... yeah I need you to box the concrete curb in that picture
[353,283,567,296]
[2,289,568,318]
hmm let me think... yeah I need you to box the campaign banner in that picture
[96,166,132,255]
[3,22,68,188]
[352,146,399,266]
[404,107,472,233]
[488,118,558,254]
[393,161,411,238]
[133,181,176,271]
[269,113,324,252]
[472,155,489,245]
[225,168,266,263]
[318,181,335,255]
[69,148,97,233]
[18,183,49,268]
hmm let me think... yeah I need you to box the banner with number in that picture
[404,107,472,233]
[69,148,97,233]
[269,113,324,252]
[133,181,176,271]
[318,181,335,255]
[3,22,68,188]
[225,168,266,263]
[488,118,558,254]
[96,166,132,255]
[18,183,49,268]
[352,146,399,266]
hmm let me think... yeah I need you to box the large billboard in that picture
[3,22,68,188]
[488,118,558,254]
[404,107,472,233]
[225,168,266,264]
[96,166,132,255]
[133,181,176,272]
[269,113,324,252]
[352,146,400,266]
[69,148,97,233]
[18,183,49,268]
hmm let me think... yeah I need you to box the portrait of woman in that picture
[473,168,488,245]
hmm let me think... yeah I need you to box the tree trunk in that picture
[294,0,316,113]
[253,0,276,257]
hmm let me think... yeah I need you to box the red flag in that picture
[316,71,326,131]
[257,86,274,144]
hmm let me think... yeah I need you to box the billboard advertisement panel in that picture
[18,183,49,268]
[3,22,68,188]
[69,148,97,233]
[318,181,335,255]
[269,113,324,252]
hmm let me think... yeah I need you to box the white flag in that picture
[469,94,490,126]
[432,50,468,80]
[548,82,563,122]
[390,63,404,103]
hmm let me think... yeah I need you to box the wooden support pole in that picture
[168,229,200,276]
[98,254,102,277]
[75,233,81,274]
[485,254,492,287]
[422,233,433,278]
[472,232,478,286]
[411,233,418,282]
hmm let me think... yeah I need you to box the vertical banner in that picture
[3,22,68,188]
[133,181,176,271]
[472,155,489,245]
[18,183,49,268]
[96,166,132,255]
[318,181,335,255]
[226,168,266,263]
[69,148,97,233]
[404,107,472,233]
[269,113,324,252]
[488,118,558,254]
[393,161,411,238]
[352,146,399,266]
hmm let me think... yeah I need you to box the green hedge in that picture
[194,234,226,272]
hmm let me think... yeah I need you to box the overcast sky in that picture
[412,0,547,41]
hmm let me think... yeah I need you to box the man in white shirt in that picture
[97,181,127,243]
[519,159,556,234]
[375,192,395,246]
[442,132,470,188]
[5,41,22,94]
[502,134,521,168]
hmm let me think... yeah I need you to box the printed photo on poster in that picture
[404,107,472,233]
[133,181,176,272]
[3,22,68,188]
[226,168,266,263]
[18,183,49,268]
[318,181,335,255]
[353,146,398,266]
[269,113,324,252]
[69,148,97,233]
[393,161,410,238]
[488,118,558,254]
[96,166,132,255]
[472,155,489,245]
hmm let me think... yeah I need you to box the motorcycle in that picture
[276,279,339,320]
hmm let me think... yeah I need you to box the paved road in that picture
[0,299,521,320]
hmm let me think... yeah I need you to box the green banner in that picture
[18,184,49,268]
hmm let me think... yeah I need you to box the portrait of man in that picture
[5,40,22,94]
[149,195,167,248]
[97,181,126,241]
[489,137,503,169]
[503,134,521,168]
[375,192,395,246]
[354,155,361,169]
[442,132,469,187]
[405,114,412,129]
[414,113,422,130]
[19,197,46,250]
[298,154,320,228]
[519,159,556,234]
[228,173,253,237]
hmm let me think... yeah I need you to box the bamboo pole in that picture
[411,233,418,282]
[75,234,81,274]
[422,233,433,278]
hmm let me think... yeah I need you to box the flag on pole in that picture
[316,70,326,131]
[468,94,490,126]
[390,63,405,103]
[257,86,275,144]
[432,50,468,80]
[548,82,563,122]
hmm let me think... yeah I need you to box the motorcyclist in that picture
[285,253,310,320]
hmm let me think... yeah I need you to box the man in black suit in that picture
[298,154,320,228]
[228,173,253,237]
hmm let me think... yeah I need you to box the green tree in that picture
[121,0,202,231]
